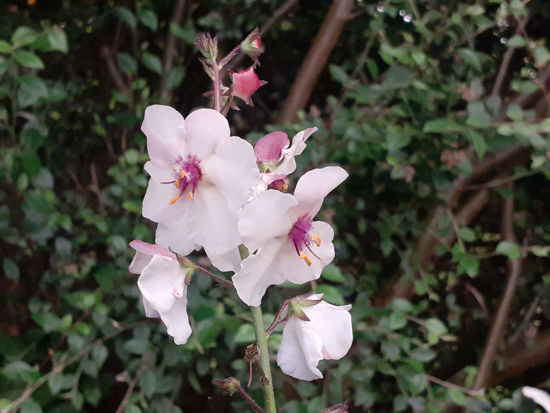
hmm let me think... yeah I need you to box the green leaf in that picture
[458,48,481,71]
[448,388,468,407]
[496,240,521,259]
[117,7,137,30]
[139,9,158,31]
[3,258,19,280]
[3,361,39,383]
[470,130,487,159]
[425,318,447,335]
[507,35,526,48]
[11,26,37,48]
[47,28,68,53]
[329,64,348,84]
[233,323,255,344]
[20,398,42,413]
[142,52,162,74]
[17,74,48,107]
[13,51,44,69]
[166,66,186,89]
[169,22,196,44]
[506,104,523,121]
[116,52,137,75]
[534,46,550,66]
[411,347,436,362]
[466,101,491,127]
[316,284,344,305]
[458,227,475,242]
[21,152,41,177]
[0,40,12,54]
[388,312,407,330]
[321,264,346,283]
[423,119,463,133]
[383,66,414,89]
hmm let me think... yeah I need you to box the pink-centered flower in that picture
[141,105,259,271]
[231,67,266,106]
[232,166,348,306]
[129,240,192,345]
[254,128,317,188]
[277,294,353,381]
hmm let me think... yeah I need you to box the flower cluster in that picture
[128,30,353,383]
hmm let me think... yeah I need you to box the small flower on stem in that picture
[233,166,348,306]
[231,67,267,106]
[129,240,192,345]
[276,294,353,381]
[240,28,264,64]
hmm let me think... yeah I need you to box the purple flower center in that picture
[289,215,322,266]
[162,155,202,204]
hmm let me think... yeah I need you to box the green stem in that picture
[251,306,277,413]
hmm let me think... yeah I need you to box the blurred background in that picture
[1,0,549,412]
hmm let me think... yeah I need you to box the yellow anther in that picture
[173,166,179,172]
[283,184,289,190]
[175,180,180,188]
[310,233,322,247]
[299,251,312,266]
[180,170,186,178]
[188,191,194,200]
[169,195,180,205]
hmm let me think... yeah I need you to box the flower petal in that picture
[142,105,186,164]
[184,184,241,256]
[522,387,550,412]
[137,255,186,313]
[238,190,297,252]
[184,108,230,159]
[302,301,353,360]
[142,297,160,318]
[155,220,198,256]
[254,131,289,163]
[205,246,242,273]
[142,178,188,223]
[293,166,348,217]
[203,136,259,211]
[159,294,192,345]
[129,240,175,274]
[274,127,317,176]
[277,317,324,381]
[232,238,287,306]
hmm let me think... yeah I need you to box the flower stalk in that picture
[251,306,277,413]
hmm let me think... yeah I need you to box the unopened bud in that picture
[322,401,350,413]
[240,28,263,64]
[231,67,267,106]
[195,33,218,65]
[213,377,240,395]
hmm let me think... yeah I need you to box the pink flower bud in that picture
[241,28,264,63]
[254,131,289,163]
[231,67,266,106]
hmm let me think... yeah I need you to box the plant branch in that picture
[426,374,484,397]
[160,0,186,102]
[115,354,150,413]
[472,183,523,391]
[195,265,234,287]
[251,306,277,413]
[235,379,267,413]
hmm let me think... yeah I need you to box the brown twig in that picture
[472,183,523,391]
[100,45,131,95]
[160,0,186,102]
[115,354,150,413]
[278,0,354,124]
[426,374,484,397]
[90,162,106,216]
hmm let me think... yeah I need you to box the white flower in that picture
[129,240,192,345]
[523,387,550,412]
[141,105,259,272]
[232,166,348,306]
[277,294,353,381]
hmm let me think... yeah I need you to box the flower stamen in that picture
[169,195,181,205]
[311,233,322,247]
[188,191,194,200]
[299,251,312,266]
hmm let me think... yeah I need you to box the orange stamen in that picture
[283,184,288,190]
[180,170,186,178]
[169,195,180,205]
[310,233,322,247]
[188,191,194,200]
[299,251,312,266]
[175,180,179,188]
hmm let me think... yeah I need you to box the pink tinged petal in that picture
[142,297,160,318]
[129,240,175,274]
[142,177,188,223]
[293,166,348,218]
[137,255,186,313]
[523,387,550,412]
[277,317,324,381]
[202,136,259,211]
[302,301,353,360]
[232,238,288,307]
[272,128,317,178]
[231,67,266,105]
[142,105,187,164]
[183,184,241,256]
[129,251,153,274]
[155,220,198,257]
[144,160,176,182]
[254,131,289,163]
[159,293,192,345]
[238,190,297,252]
[205,246,242,273]
[184,108,230,159]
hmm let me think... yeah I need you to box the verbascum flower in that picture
[277,294,353,381]
[129,240,192,345]
[233,166,348,306]
[141,105,259,272]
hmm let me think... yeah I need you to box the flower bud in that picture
[231,67,267,106]
[240,28,263,63]
[322,402,350,413]
[213,377,240,395]
[195,33,218,65]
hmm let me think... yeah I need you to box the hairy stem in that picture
[251,306,277,413]
[213,60,222,112]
